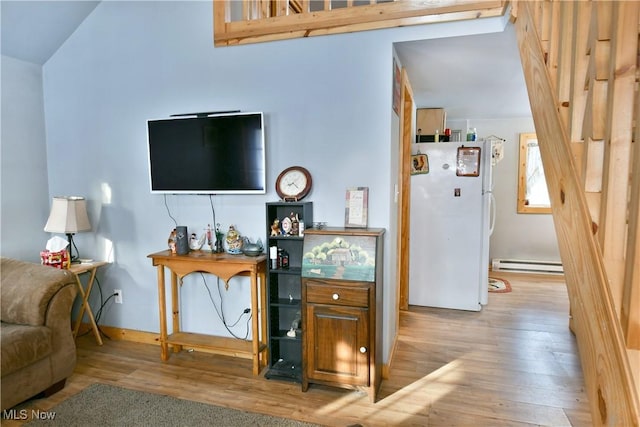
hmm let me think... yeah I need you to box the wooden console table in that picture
[148,250,268,375]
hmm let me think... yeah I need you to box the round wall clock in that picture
[276,166,312,201]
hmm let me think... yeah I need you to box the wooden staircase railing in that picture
[513,1,639,425]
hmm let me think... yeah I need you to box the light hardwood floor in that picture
[4,272,592,426]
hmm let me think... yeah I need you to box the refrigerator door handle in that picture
[489,192,497,236]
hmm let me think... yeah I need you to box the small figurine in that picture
[290,212,299,236]
[287,312,301,338]
[206,224,213,250]
[270,219,281,236]
[281,216,292,235]
[214,223,225,253]
[225,224,243,254]
[167,229,177,253]
[189,233,206,250]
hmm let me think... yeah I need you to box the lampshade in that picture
[44,196,91,234]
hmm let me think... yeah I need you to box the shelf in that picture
[166,332,266,360]
[265,360,302,382]
[268,235,304,241]
[270,298,301,307]
[266,201,312,385]
[269,267,302,275]
[271,329,302,341]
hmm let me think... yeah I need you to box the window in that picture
[517,133,551,214]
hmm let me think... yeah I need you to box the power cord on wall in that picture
[209,194,217,232]
[200,273,251,340]
[163,193,178,228]
[162,194,250,339]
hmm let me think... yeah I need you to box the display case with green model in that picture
[264,201,313,382]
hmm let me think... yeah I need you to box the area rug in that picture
[488,277,512,293]
[24,383,320,426]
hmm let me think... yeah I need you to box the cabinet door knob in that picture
[332,293,339,300]
[360,346,367,353]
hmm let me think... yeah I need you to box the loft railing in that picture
[213,0,507,46]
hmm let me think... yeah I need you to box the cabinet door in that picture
[305,304,369,386]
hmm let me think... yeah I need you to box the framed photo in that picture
[456,146,481,177]
[411,153,429,175]
[345,187,369,228]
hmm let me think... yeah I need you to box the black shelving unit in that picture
[264,201,313,382]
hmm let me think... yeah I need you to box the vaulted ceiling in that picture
[1,0,529,120]
[1,1,100,65]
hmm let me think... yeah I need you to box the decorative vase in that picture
[225,225,243,254]
[175,226,189,255]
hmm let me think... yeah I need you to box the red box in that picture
[40,250,70,269]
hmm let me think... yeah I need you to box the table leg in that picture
[72,268,103,345]
[72,278,87,338]
[250,271,260,375]
[259,267,268,370]
[171,272,182,353]
[157,265,169,361]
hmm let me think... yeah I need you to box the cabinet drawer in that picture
[306,283,369,308]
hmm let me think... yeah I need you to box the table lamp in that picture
[44,196,91,263]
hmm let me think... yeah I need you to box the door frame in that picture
[396,67,414,313]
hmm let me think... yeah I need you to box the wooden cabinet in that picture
[264,202,313,382]
[300,227,384,402]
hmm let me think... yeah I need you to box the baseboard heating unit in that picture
[491,258,564,275]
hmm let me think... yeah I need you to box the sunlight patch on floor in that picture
[315,358,464,423]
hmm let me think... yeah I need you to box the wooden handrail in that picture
[514,2,639,425]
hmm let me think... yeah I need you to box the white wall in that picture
[1,55,50,262]
[28,1,507,363]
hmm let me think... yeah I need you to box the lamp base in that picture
[66,233,82,264]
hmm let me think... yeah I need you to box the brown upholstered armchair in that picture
[1,257,77,410]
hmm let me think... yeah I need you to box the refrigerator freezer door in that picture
[409,142,488,311]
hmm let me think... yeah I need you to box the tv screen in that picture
[147,112,266,194]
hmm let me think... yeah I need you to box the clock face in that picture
[276,166,312,200]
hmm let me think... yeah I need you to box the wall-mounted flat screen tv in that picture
[147,112,265,194]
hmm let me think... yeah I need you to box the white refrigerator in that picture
[408,140,494,311]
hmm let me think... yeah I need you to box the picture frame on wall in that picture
[345,187,369,228]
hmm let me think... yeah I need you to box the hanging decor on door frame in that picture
[411,153,429,175]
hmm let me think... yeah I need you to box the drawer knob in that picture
[360,346,367,354]
[332,293,340,300]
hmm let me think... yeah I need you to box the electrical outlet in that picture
[114,289,123,304]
